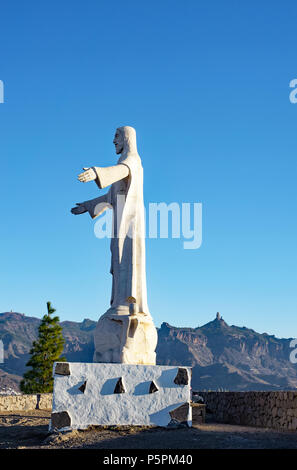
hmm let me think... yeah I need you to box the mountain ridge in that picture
[0,311,296,392]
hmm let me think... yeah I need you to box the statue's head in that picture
[113,128,124,154]
[113,126,137,155]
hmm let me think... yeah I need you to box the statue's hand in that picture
[71,203,87,215]
[78,167,96,183]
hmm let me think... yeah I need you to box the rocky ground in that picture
[0,410,297,449]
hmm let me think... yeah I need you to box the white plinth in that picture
[50,362,192,431]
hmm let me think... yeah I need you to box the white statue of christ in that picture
[71,126,157,365]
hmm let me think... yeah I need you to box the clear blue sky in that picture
[0,0,296,338]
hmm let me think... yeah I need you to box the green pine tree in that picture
[20,302,66,394]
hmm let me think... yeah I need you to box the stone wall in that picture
[191,403,206,424]
[0,393,52,411]
[199,391,297,431]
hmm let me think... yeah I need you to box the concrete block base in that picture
[50,362,192,431]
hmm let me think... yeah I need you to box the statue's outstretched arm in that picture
[72,163,129,218]
[94,164,129,189]
[71,193,111,219]
[77,164,129,189]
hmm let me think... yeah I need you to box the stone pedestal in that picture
[93,309,158,365]
[50,362,192,431]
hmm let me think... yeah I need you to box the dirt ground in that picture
[0,410,297,449]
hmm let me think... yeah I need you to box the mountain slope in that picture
[0,311,296,392]
[0,312,96,390]
[157,314,297,390]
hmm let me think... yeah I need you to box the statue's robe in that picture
[83,153,150,317]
